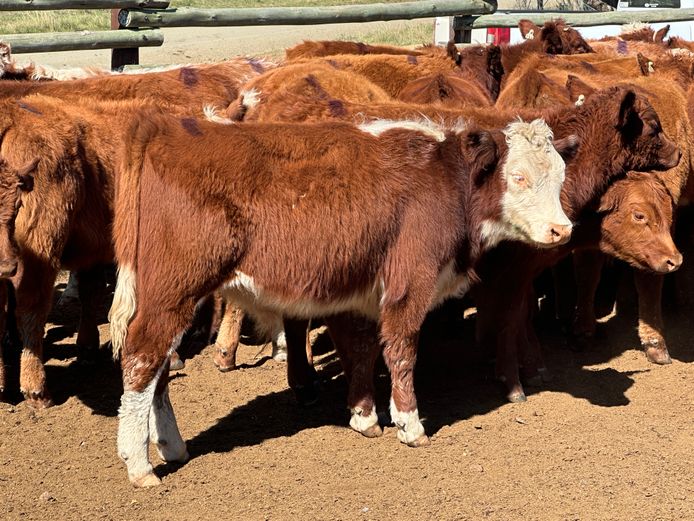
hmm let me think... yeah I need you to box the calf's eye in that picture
[512,173,526,185]
[633,211,646,222]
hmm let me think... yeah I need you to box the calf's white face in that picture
[490,119,574,248]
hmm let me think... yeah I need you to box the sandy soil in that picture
[0,261,692,521]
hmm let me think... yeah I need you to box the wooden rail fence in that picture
[1,0,694,70]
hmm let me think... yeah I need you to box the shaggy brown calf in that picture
[285,40,426,60]
[497,51,692,362]
[0,92,239,407]
[109,114,576,486]
[397,45,504,107]
[0,58,271,107]
[232,85,680,406]
[0,158,35,400]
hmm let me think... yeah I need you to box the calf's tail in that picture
[109,117,157,359]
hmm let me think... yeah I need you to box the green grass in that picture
[0,0,414,34]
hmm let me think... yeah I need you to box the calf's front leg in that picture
[14,263,57,408]
[633,270,671,364]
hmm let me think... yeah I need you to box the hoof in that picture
[212,347,236,372]
[405,434,431,448]
[160,448,189,464]
[272,350,288,363]
[361,424,383,438]
[645,346,672,365]
[23,391,54,409]
[130,473,162,488]
[169,355,185,372]
[507,390,527,403]
[294,383,320,406]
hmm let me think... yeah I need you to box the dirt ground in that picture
[1,25,693,521]
[0,259,692,521]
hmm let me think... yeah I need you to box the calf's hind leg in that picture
[118,308,191,488]
[325,313,382,438]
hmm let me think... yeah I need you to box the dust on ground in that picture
[0,261,692,521]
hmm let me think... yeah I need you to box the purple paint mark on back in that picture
[407,55,418,65]
[17,102,42,115]
[181,118,203,136]
[617,40,628,55]
[328,99,346,117]
[179,67,198,87]
[247,58,265,74]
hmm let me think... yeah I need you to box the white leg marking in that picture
[271,329,288,362]
[117,370,161,486]
[390,398,425,445]
[349,406,379,433]
[149,386,188,463]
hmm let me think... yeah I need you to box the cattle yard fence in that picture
[1,0,694,69]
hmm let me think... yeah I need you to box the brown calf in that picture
[397,45,504,107]
[237,86,680,405]
[498,51,692,361]
[285,40,426,60]
[0,93,237,407]
[0,58,271,107]
[109,114,575,486]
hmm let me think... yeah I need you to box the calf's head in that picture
[478,119,577,248]
[612,89,680,172]
[0,158,36,278]
[597,173,681,273]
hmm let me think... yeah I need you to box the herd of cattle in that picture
[0,18,691,487]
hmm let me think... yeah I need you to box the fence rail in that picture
[457,8,694,28]
[3,29,163,54]
[2,0,694,68]
[119,0,496,28]
[0,0,168,10]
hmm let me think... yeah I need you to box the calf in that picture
[397,45,504,107]
[0,158,35,400]
[285,40,426,60]
[232,86,680,405]
[0,94,236,407]
[110,115,575,486]
[0,58,271,108]
[498,51,692,361]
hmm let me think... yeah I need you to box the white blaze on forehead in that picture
[502,118,565,182]
[358,119,446,142]
[485,118,571,247]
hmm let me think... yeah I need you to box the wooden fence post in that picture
[111,8,139,70]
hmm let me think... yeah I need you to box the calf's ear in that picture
[615,89,638,130]
[636,53,654,76]
[565,74,595,103]
[553,134,580,161]
[519,20,541,40]
[462,130,498,186]
[16,158,38,192]
[540,24,564,54]
[447,41,462,66]
[654,25,670,43]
